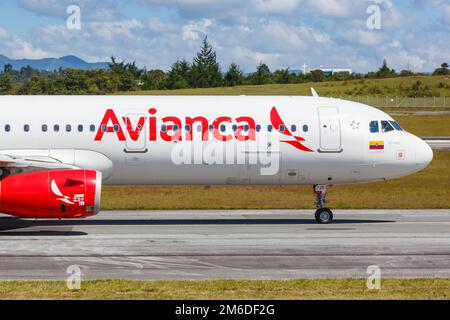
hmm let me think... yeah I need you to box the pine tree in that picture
[377,59,396,78]
[224,63,243,86]
[252,63,271,85]
[166,59,191,89]
[190,36,223,88]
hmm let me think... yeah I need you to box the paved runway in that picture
[1,209,450,280]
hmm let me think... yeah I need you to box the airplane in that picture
[0,92,433,223]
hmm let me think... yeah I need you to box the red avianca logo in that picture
[95,107,313,152]
[270,107,313,152]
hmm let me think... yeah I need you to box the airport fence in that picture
[334,96,450,108]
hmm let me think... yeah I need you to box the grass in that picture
[394,115,450,136]
[121,75,450,102]
[102,151,450,210]
[0,279,449,300]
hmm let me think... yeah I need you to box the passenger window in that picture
[90,125,96,132]
[42,124,48,132]
[256,125,261,132]
[268,125,273,132]
[381,121,394,133]
[161,125,167,132]
[303,125,308,132]
[389,120,403,131]
[24,124,30,132]
[197,125,202,132]
[78,125,83,132]
[279,125,285,133]
[232,125,238,132]
[101,124,106,133]
[369,121,379,133]
[208,125,214,132]
[244,125,250,132]
[173,125,179,132]
[220,124,226,132]
[291,125,296,132]
[113,125,119,132]
[5,124,10,132]
[54,124,60,132]
[185,125,191,132]
[66,125,72,132]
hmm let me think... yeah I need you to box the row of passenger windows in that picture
[157,124,309,134]
[369,120,403,133]
[3,123,310,134]
[4,124,97,133]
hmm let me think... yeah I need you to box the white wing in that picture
[0,154,77,176]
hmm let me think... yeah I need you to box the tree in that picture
[142,69,167,90]
[376,59,396,78]
[332,71,351,81]
[309,69,325,82]
[15,75,52,95]
[3,63,13,74]
[166,59,191,89]
[189,36,223,88]
[19,65,38,79]
[400,69,414,77]
[108,56,141,91]
[433,62,450,75]
[252,62,271,85]
[273,68,290,84]
[0,73,13,94]
[224,63,243,86]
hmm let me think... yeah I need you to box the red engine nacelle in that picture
[0,169,102,218]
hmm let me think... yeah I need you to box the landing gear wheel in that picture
[315,208,333,224]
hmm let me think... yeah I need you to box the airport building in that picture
[318,68,352,76]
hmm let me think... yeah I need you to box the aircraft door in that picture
[318,107,342,152]
[124,113,148,153]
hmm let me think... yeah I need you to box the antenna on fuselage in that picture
[311,88,319,98]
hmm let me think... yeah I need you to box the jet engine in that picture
[0,169,102,218]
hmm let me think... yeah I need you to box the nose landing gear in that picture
[313,185,333,224]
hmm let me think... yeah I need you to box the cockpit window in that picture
[389,120,403,131]
[369,121,379,133]
[381,120,395,133]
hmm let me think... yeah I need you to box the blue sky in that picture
[0,0,448,72]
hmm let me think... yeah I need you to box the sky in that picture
[0,0,448,73]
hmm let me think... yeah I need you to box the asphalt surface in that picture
[0,209,450,280]
[422,137,450,150]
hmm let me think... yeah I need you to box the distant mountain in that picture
[0,55,109,71]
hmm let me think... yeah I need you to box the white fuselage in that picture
[0,96,433,185]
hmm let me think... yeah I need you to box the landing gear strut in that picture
[313,185,333,224]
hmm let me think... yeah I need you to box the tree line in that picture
[0,37,449,95]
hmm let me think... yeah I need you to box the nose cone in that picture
[415,139,433,169]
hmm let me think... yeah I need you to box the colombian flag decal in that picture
[369,141,384,150]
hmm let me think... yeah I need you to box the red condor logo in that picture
[270,107,313,152]
[95,107,313,152]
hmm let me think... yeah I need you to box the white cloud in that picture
[19,0,120,21]
[181,19,212,41]
[0,0,446,73]
[251,0,301,14]
[0,27,53,59]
